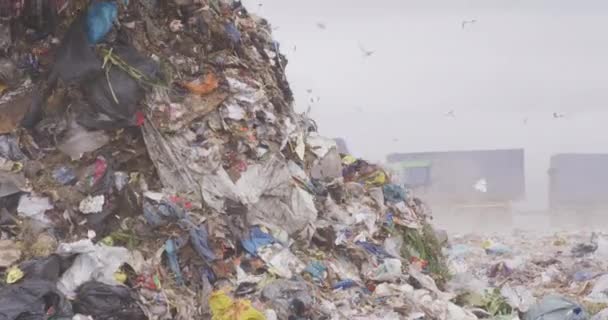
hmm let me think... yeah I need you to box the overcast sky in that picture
[243,0,608,209]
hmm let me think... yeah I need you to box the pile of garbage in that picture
[446,231,608,319]
[0,0,482,319]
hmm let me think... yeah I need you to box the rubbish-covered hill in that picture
[1,1,593,320]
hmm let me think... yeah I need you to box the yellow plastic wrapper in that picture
[341,155,357,165]
[364,170,387,187]
[481,240,493,250]
[6,266,24,284]
[101,236,114,246]
[114,271,128,283]
[209,290,265,320]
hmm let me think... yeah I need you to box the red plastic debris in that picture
[135,111,145,127]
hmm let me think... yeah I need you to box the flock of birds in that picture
[313,18,478,58]
[444,110,568,125]
[286,16,569,126]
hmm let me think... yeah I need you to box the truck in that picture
[549,153,608,210]
[386,149,526,209]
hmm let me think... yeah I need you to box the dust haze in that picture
[245,0,608,231]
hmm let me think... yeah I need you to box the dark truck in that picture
[386,149,526,209]
[549,153,608,210]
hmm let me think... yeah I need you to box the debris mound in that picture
[0,1,472,319]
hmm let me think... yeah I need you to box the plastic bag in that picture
[261,280,313,320]
[72,281,147,320]
[524,295,588,320]
[56,239,129,298]
[365,258,402,282]
[383,184,406,204]
[188,224,216,262]
[501,285,536,312]
[258,244,305,279]
[142,198,185,228]
[0,279,73,320]
[241,226,275,256]
[17,194,53,224]
[209,290,265,320]
[78,45,158,130]
[0,135,25,161]
[52,14,101,84]
[86,2,117,44]
[57,118,109,160]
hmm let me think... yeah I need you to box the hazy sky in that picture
[243,0,608,209]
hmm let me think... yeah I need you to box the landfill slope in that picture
[1,1,594,320]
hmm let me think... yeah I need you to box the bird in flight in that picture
[445,110,456,117]
[462,19,476,29]
[358,43,374,57]
[553,112,565,119]
[316,22,327,30]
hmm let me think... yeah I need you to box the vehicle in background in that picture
[386,149,526,213]
[549,153,608,211]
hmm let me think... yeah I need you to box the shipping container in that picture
[386,149,526,206]
[549,153,608,210]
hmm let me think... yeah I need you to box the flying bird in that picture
[462,19,476,29]
[358,43,374,57]
[316,22,326,30]
[553,112,565,119]
[445,110,456,117]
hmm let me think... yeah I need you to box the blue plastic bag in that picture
[86,2,118,44]
[332,279,357,290]
[303,261,327,281]
[189,226,216,262]
[165,239,184,286]
[241,227,275,256]
[383,184,406,204]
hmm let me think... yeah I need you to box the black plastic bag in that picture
[77,45,157,130]
[72,281,147,320]
[0,279,72,320]
[0,254,76,319]
[22,12,99,129]
[51,14,101,84]
[19,254,76,282]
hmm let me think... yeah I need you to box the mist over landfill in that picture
[0,0,607,320]
[245,0,608,212]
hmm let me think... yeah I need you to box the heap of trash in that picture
[0,1,466,319]
[3,1,603,320]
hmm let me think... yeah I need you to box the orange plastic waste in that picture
[183,73,219,95]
